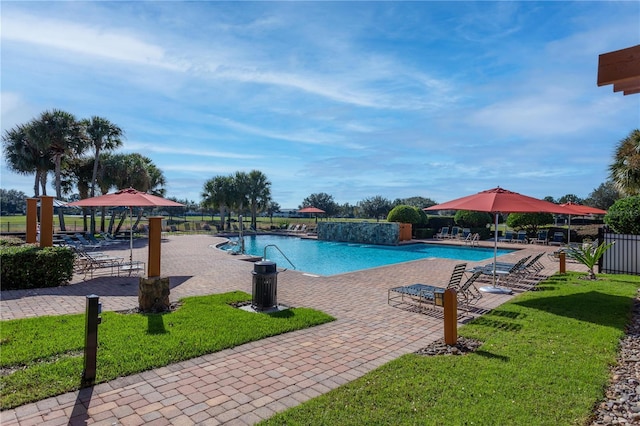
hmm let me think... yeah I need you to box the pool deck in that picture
[0,234,586,425]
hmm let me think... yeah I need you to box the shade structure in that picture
[559,202,606,216]
[560,202,607,244]
[67,188,185,265]
[298,206,325,223]
[425,187,581,294]
[298,206,325,214]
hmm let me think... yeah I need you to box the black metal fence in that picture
[598,227,640,275]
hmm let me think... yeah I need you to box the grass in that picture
[0,291,335,410]
[262,272,640,426]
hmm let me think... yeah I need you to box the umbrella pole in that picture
[129,207,133,265]
[479,212,512,295]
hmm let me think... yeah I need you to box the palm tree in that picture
[202,175,235,231]
[609,129,640,196]
[2,123,50,196]
[29,110,87,230]
[245,170,271,229]
[83,116,124,233]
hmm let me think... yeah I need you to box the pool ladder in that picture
[263,244,296,270]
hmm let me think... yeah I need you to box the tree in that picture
[557,194,583,204]
[2,123,50,197]
[0,189,27,214]
[543,196,556,203]
[28,109,87,230]
[300,193,339,217]
[393,196,437,209]
[359,196,392,221]
[609,129,640,196]
[604,195,640,234]
[454,210,492,228]
[82,116,124,233]
[387,205,421,223]
[583,180,620,210]
[506,212,554,237]
[245,170,271,229]
[202,175,234,230]
[266,201,281,224]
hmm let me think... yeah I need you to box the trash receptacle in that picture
[252,261,278,311]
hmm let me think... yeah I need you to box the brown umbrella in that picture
[68,188,185,264]
[425,187,580,293]
[298,206,325,223]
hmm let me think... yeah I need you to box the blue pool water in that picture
[218,235,513,276]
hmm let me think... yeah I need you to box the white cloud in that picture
[1,12,186,71]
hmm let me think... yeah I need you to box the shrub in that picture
[506,212,554,237]
[387,205,421,224]
[0,237,25,247]
[454,210,493,228]
[1,245,75,290]
[427,215,454,230]
[604,195,640,234]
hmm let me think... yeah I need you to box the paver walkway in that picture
[0,234,580,425]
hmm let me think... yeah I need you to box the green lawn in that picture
[262,272,640,426]
[0,291,334,409]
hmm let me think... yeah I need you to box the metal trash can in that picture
[252,261,278,311]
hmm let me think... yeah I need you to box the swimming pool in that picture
[218,235,514,276]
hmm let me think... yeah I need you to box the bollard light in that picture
[82,294,101,386]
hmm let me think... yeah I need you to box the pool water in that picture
[219,235,513,276]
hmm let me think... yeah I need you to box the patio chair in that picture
[498,230,514,243]
[514,230,528,244]
[471,255,532,286]
[460,228,471,239]
[448,227,460,239]
[388,263,467,308]
[531,230,548,245]
[74,233,104,249]
[436,227,449,239]
[549,232,565,246]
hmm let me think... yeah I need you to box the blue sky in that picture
[1,1,639,209]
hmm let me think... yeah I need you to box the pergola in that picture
[597,44,640,96]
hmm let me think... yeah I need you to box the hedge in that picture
[1,245,75,290]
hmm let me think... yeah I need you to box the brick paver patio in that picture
[0,234,581,425]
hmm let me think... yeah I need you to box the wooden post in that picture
[559,252,566,274]
[26,198,37,243]
[39,196,54,248]
[443,289,457,345]
[148,217,162,277]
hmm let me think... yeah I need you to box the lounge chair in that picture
[460,228,471,240]
[531,230,548,245]
[436,227,449,239]
[514,230,528,244]
[549,232,565,246]
[448,227,460,239]
[388,263,467,308]
[498,230,514,243]
[471,255,532,286]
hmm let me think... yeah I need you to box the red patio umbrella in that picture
[67,188,185,264]
[425,187,581,293]
[560,202,607,244]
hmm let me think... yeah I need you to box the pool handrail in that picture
[263,244,296,270]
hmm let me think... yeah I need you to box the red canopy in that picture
[559,202,607,215]
[298,206,325,214]
[67,188,185,208]
[424,187,580,215]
